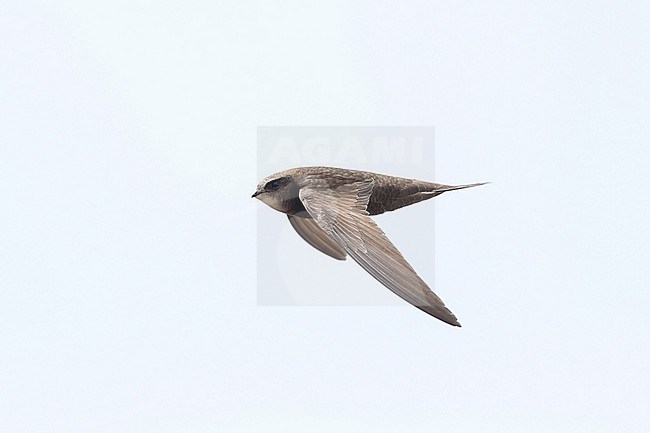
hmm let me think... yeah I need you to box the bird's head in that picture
[251,172,298,213]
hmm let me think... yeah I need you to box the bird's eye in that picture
[267,179,281,190]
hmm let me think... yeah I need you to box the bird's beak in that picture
[251,190,261,198]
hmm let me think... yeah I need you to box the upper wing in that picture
[299,181,461,327]
[288,214,347,261]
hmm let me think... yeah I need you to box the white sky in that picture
[1,1,649,432]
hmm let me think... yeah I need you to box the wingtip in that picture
[444,317,462,327]
[418,305,462,327]
[433,182,490,193]
[463,181,490,189]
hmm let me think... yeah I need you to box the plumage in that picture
[287,213,347,261]
[252,166,487,327]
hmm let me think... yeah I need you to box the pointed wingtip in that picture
[444,317,462,327]
[418,305,462,327]
[461,181,490,189]
[433,182,489,193]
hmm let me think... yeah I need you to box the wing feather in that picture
[299,182,461,327]
[287,214,347,260]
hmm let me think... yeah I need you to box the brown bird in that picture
[252,166,486,327]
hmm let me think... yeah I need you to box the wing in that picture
[288,214,347,260]
[299,181,461,327]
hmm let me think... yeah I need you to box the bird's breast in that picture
[258,193,306,215]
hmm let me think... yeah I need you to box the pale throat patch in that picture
[257,193,287,213]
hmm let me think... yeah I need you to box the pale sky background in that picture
[2,1,650,432]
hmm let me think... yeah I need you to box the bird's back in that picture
[296,167,438,215]
[293,167,464,216]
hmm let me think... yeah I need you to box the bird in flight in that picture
[252,166,486,327]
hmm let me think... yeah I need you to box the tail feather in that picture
[368,179,488,215]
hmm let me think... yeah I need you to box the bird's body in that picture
[253,166,486,327]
